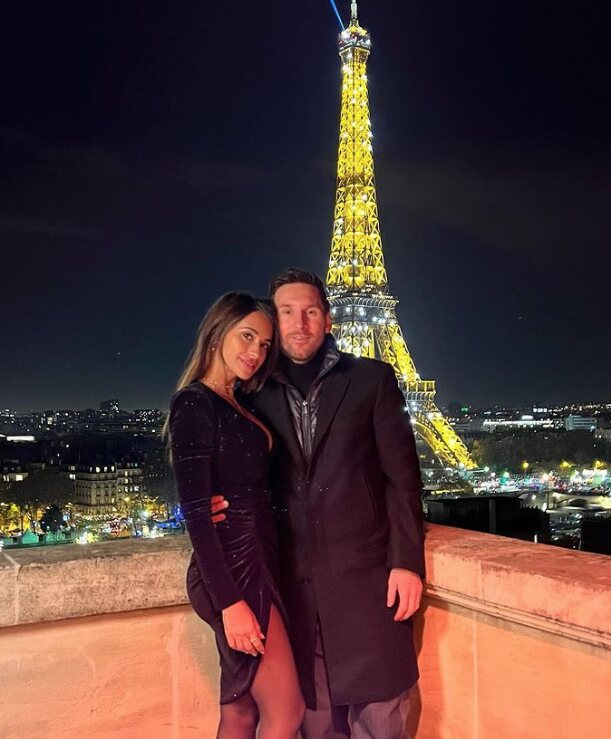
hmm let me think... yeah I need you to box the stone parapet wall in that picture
[1,526,610,737]
[412,527,611,738]
[0,536,191,628]
[423,525,611,648]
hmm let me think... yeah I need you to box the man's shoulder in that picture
[335,352,393,381]
[245,353,394,408]
[243,379,283,412]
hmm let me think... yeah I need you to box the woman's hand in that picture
[222,600,266,656]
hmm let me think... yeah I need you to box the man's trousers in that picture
[300,624,411,739]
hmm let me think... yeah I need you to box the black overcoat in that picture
[250,351,425,708]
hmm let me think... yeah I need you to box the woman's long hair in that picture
[163,292,279,442]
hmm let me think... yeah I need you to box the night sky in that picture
[2,1,609,411]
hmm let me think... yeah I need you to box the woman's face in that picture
[219,310,273,381]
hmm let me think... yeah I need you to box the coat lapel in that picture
[310,371,350,463]
[259,384,305,469]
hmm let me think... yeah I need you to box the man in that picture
[223,268,425,738]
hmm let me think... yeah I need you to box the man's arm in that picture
[211,495,228,522]
[372,363,425,619]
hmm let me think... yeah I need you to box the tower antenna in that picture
[351,1,358,22]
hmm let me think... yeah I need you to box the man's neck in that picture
[283,341,327,396]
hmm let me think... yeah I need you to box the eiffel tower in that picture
[325,2,475,469]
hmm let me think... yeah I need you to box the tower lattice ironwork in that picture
[326,2,475,469]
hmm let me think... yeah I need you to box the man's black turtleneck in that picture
[282,341,327,398]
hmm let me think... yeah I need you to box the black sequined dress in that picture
[170,382,282,704]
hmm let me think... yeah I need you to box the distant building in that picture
[99,399,120,416]
[116,462,143,500]
[72,462,146,514]
[1,463,28,483]
[450,419,485,436]
[482,415,558,432]
[52,410,79,431]
[425,494,547,541]
[564,415,597,432]
[448,402,470,418]
[73,464,117,514]
[41,411,56,427]
[133,409,162,421]
[1,434,36,443]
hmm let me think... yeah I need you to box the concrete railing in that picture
[1,526,610,738]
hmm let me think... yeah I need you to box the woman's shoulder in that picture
[170,382,216,416]
[169,383,219,442]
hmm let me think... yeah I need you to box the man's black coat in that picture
[251,349,425,708]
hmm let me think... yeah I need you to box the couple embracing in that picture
[168,268,425,739]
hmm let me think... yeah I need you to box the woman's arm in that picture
[170,387,242,611]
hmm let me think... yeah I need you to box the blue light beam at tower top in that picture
[326,0,345,30]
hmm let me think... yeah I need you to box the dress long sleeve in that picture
[170,387,242,611]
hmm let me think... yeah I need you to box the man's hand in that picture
[211,495,228,523]
[387,568,423,621]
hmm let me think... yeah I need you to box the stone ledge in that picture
[0,536,191,628]
[424,524,611,648]
[2,526,610,650]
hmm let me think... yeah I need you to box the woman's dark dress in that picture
[170,382,282,704]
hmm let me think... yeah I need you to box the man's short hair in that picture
[269,268,330,313]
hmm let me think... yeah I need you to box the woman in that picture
[168,292,305,738]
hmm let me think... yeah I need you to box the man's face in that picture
[273,282,332,364]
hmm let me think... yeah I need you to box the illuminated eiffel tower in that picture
[326,2,475,469]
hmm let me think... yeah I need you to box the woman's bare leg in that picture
[250,604,306,739]
[217,693,258,739]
